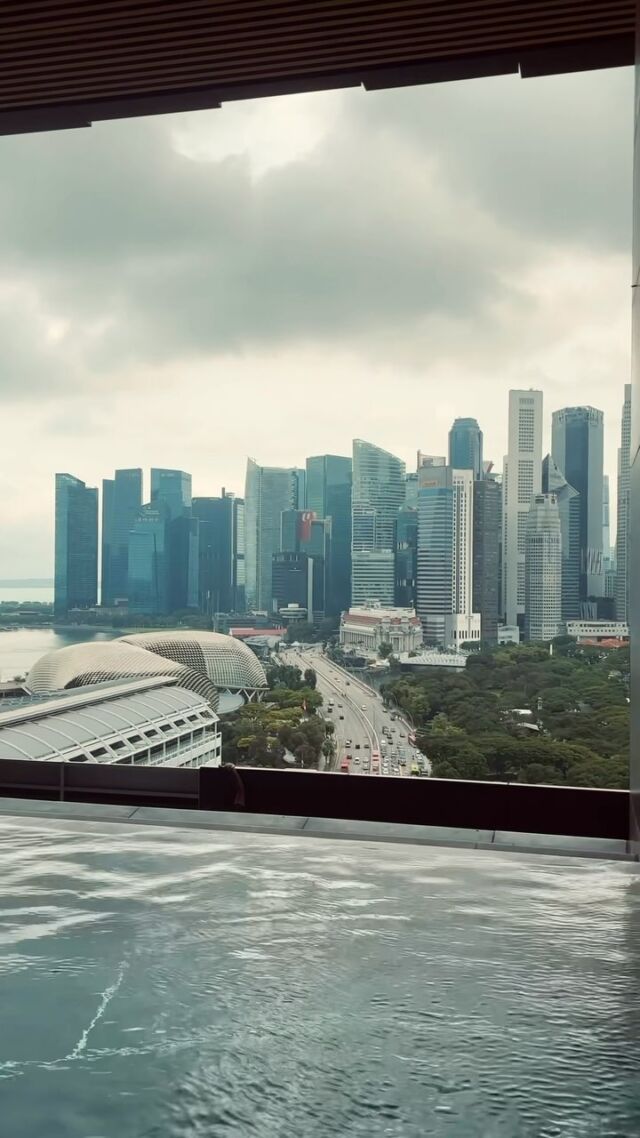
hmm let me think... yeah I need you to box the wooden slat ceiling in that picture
[0,0,634,135]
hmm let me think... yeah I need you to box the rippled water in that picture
[0,815,638,1137]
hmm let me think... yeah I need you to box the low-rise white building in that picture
[397,650,468,672]
[498,624,521,645]
[563,620,629,642]
[340,604,423,655]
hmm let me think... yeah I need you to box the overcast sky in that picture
[0,65,632,576]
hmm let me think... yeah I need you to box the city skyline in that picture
[0,65,631,578]
[18,391,624,587]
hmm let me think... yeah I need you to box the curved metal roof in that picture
[0,2,633,136]
[0,681,217,763]
[119,631,268,692]
[27,640,220,710]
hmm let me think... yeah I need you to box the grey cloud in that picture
[353,68,633,251]
[0,296,76,400]
[0,66,631,390]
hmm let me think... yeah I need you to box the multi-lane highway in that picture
[281,646,421,777]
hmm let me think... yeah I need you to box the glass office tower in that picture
[305,455,352,616]
[395,506,418,608]
[54,473,98,615]
[101,467,142,606]
[542,455,581,620]
[244,460,299,611]
[193,492,245,615]
[150,468,192,519]
[351,440,405,606]
[127,503,169,615]
[150,469,197,611]
[448,418,483,479]
[551,406,604,604]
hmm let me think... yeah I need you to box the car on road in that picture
[345,681,350,685]
[399,733,406,738]
[339,715,344,720]
[355,743,360,749]
[361,704,367,710]
[345,739,352,747]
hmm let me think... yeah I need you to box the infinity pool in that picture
[0,811,638,1137]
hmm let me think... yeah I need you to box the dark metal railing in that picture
[0,758,628,840]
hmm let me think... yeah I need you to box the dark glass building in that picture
[101,468,142,606]
[275,509,330,618]
[395,506,417,607]
[551,407,604,604]
[305,454,352,615]
[168,515,199,612]
[193,492,245,615]
[150,469,197,611]
[150,468,192,519]
[542,455,581,620]
[272,552,309,614]
[127,503,169,615]
[448,418,483,479]
[244,461,300,611]
[54,473,99,615]
[472,478,501,643]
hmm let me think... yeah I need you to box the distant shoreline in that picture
[0,580,53,588]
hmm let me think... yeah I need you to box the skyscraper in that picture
[351,439,405,606]
[168,515,199,611]
[128,503,169,614]
[551,406,604,604]
[150,469,197,611]
[193,492,244,615]
[448,418,483,479]
[472,478,500,643]
[524,493,562,642]
[417,465,480,648]
[395,506,418,608]
[101,467,142,606]
[616,384,631,621]
[273,508,330,619]
[542,455,580,619]
[54,473,98,615]
[502,389,543,627]
[244,460,300,611]
[150,468,192,519]
[305,454,352,615]
[603,474,611,564]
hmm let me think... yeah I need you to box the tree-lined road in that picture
[282,646,416,776]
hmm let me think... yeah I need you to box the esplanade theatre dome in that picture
[27,632,268,710]
[27,640,221,710]
[118,632,267,696]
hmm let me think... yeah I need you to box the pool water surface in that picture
[0,813,638,1137]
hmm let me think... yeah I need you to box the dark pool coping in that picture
[0,795,632,861]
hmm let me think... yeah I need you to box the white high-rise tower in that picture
[502,389,543,627]
[417,465,480,648]
[525,493,562,642]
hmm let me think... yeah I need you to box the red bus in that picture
[340,757,351,772]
